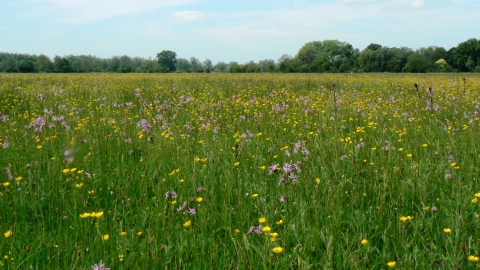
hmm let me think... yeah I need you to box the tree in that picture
[203,59,213,73]
[403,53,432,73]
[54,56,72,73]
[190,57,203,72]
[35,54,54,72]
[19,61,34,73]
[156,50,177,72]
[454,38,480,72]
[176,58,191,72]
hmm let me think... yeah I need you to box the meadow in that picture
[0,73,479,269]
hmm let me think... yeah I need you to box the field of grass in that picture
[0,73,479,269]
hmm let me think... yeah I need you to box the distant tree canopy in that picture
[1,38,479,73]
[156,50,177,73]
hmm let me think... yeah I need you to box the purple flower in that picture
[137,119,152,133]
[91,260,110,270]
[278,196,285,203]
[268,164,280,175]
[247,225,263,235]
[187,208,196,215]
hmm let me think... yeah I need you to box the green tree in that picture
[203,59,213,73]
[19,61,34,73]
[54,56,72,73]
[35,54,54,72]
[454,38,480,72]
[176,58,191,72]
[156,50,177,72]
[403,53,432,73]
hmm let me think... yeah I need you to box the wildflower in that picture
[62,169,70,174]
[91,260,110,270]
[407,154,412,158]
[469,255,479,262]
[276,220,284,225]
[400,216,413,222]
[252,194,258,198]
[387,261,396,268]
[272,247,283,253]
[80,213,90,219]
[443,228,452,233]
[233,162,239,167]
[4,230,12,238]
[2,182,10,187]
[235,229,240,234]
[475,192,480,198]
[472,198,479,204]
[315,178,321,183]
[187,208,196,215]
[262,226,271,233]
[196,197,203,202]
[75,183,84,188]
[259,217,266,224]
[361,239,368,245]
[119,232,127,236]
[278,196,285,203]
[102,234,109,241]
[14,176,22,181]
[247,225,263,235]
[137,231,143,236]
[88,190,95,195]
[183,220,192,228]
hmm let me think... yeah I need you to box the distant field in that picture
[0,73,479,269]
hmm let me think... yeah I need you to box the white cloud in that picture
[173,11,205,22]
[410,0,425,8]
[28,0,197,23]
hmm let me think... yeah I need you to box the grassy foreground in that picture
[0,73,479,269]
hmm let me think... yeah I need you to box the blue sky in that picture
[1,0,479,63]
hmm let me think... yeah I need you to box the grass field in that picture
[0,73,479,269]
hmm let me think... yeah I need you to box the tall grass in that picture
[0,73,479,269]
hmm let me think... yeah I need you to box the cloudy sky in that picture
[1,0,479,63]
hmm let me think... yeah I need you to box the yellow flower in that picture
[79,213,90,219]
[88,190,95,195]
[259,166,266,170]
[361,239,368,245]
[233,162,239,167]
[36,145,42,149]
[196,197,203,203]
[183,220,192,228]
[93,211,104,218]
[259,217,266,224]
[172,200,177,205]
[102,234,109,241]
[469,255,479,262]
[252,194,258,198]
[119,232,127,236]
[400,216,408,222]
[118,254,124,259]
[270,232,278,237]
[70,168,77,172]
[472,197,479,204]
[2,182,10,187]
[75,183,84,188]
[444,228,452,233]
[315,178,321,183]
[262,226,271,233]
[14,176,22,181]
[276,220,284,225]
[4,230,12,238]
[387,261,396,268]
[407,154,412,158]
[272,247,283,254]
[475,192,480,198]
[137,231,143,236]
[62,169,70,174]
[235,229,240,234]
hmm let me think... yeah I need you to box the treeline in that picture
[1,38,479,73]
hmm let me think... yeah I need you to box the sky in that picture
[1,0,479,64]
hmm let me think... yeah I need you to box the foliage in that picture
[156,50,177,73]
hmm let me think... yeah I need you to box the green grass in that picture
[0,73,479,269]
